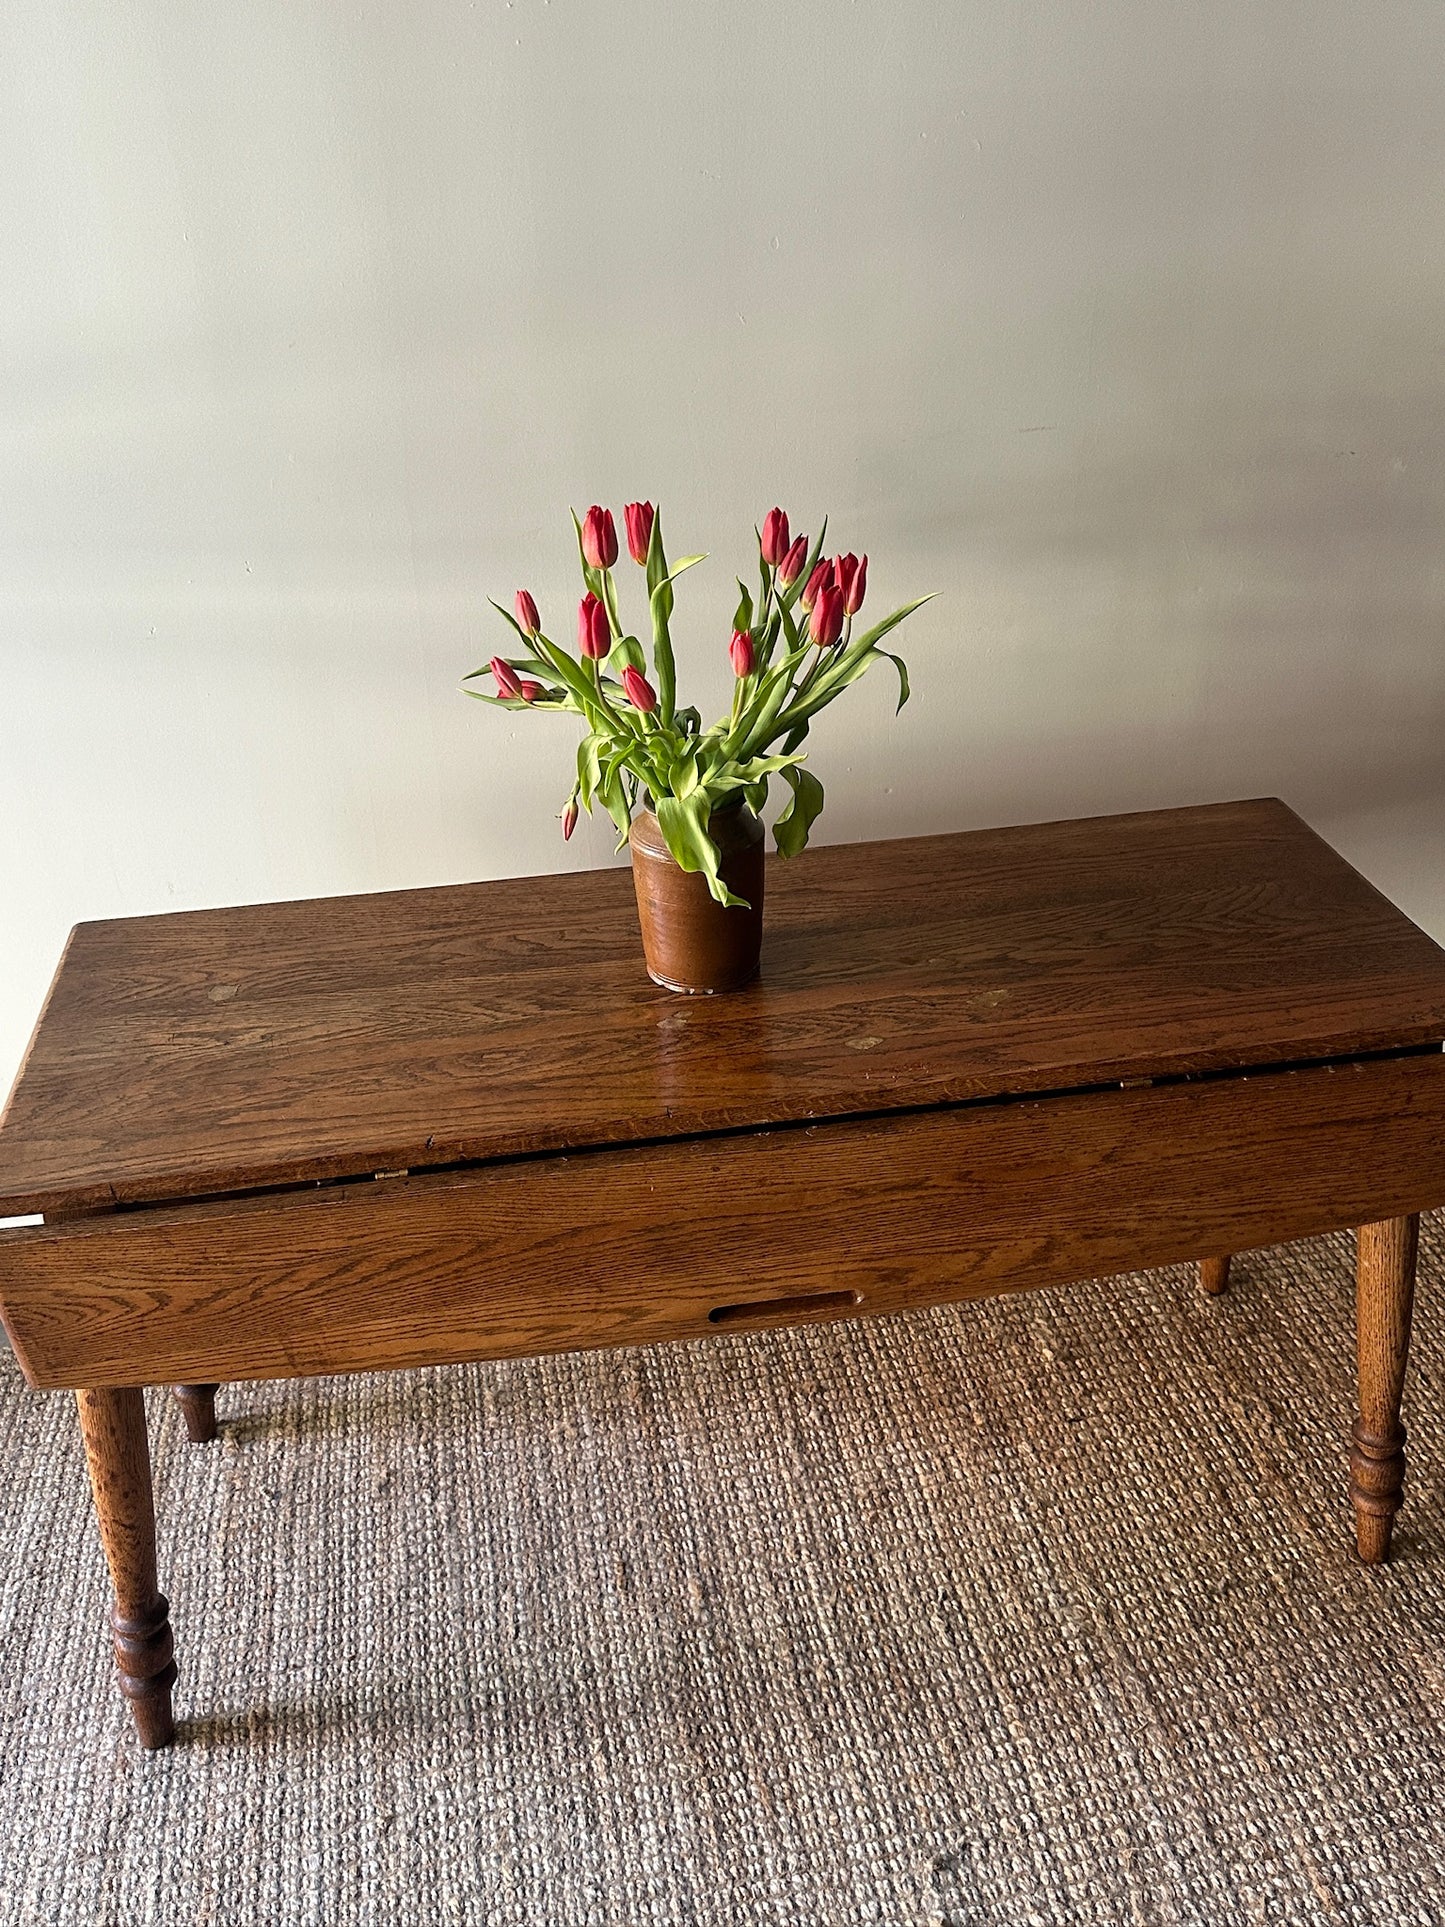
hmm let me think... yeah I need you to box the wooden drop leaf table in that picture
[3,798,1445,1751]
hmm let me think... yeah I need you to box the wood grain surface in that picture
[6,1052,1445,1390]
[2,799,1444,1217]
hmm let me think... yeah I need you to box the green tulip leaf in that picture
[846,595,936,659]
[644,511,682,723]
[529,633,597,704]
[576,734,603,808]
[486,596,532,644]
[669,750,701,799]
[752,606,784,675]
[778,517,827,612]
[645,505,669,600]
[656,792,749,907]
[879,648,911,711]
[731,751,807,781]
[649,555,706,607]
[774,766,825,859]
[774,597,932,736]
[598,768,633,846]
[728,643,813,758]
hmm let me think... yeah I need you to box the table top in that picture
[3,797,1444,1217]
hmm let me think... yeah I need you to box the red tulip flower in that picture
[832,553,860,607]
[519,680,543,704]
[491,656,522,699]
[578,592,611,659]
[801,559,830,610]
[514,589,540,637]
[779,535,808,585]
[844,553,867,616]
[620,665,658,713]
[760,507,790,567]
[809,585,845,649]
[729,628,755,678]
[582,504,618,569]
[624,501,654,566]
[562,797,579,841]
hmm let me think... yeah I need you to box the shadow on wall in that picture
[851,361,1445,846]
[420,335,1445,884]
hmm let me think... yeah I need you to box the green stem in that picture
[586,656,635,741]
[750,644,831,753]
[601,566,623,639]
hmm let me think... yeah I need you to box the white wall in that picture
[4,2,1444,1091]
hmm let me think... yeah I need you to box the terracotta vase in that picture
[628,802,765,993]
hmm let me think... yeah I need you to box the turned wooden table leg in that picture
[1351,1215,1419,1565]
[172,1384,219,1444]
[75,1388,177,1749]
[1200,1255,1232,1296]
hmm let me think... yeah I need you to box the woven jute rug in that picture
[2,1219,1443,1926]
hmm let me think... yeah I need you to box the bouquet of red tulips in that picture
[465,502,930,905]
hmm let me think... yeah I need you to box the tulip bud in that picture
[779,535,808,585]
[514,589,540,636]
[729,628,755,678]
[491,656,522,699]
[801,559,830,610]
[519,680,543,704]
[844,553,867,616]
[809,585,845,649]
[624,500,654,566]
[578,593,611,659]
[620,665,658,713]
[832,553,860,607]
[582,505,618,570]
[760,507,790,567]
[562,796,579,841]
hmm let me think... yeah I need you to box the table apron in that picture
[3,1053,1444,1389]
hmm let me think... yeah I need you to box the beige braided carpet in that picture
[2,1219,1444,1927]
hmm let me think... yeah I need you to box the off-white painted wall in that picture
[4,2,1444,1094]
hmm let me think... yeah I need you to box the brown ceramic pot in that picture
[628,801,765,993]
